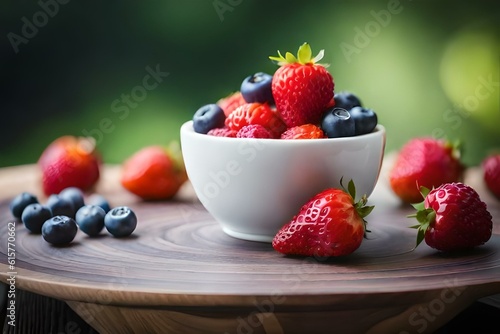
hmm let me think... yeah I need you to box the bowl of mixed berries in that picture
[180,43,386,242]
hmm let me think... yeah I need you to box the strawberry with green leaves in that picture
[409,183,492,252]
[389,137,464,204]
[272,180,373,257]
[269,43,334,128]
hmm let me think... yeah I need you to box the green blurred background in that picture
[1,0,498,168]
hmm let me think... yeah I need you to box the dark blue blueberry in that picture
[240,72,274,104]
[86,194,111,213]
[349,106,378,135]
[21,203,52,234]
[59,187,85,211]
[321,107,356,138]
[193,104,225,134]
[46,194,75,218]
[42,216,78,245]
[333,91,362,111]
[10,192,38,219]
[75,205,106,237]
[104,206,137,238]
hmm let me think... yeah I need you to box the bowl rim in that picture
[180,120,385,144]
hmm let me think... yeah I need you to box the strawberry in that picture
[389,138,464,204]
[269,43,334,127]
[409,183,492,252]
[272,180,374,257]
[280,124,326,139]
[217,91,246,117]
[38,136,101,196]
[225,102,286,137]
[120,142,187,200]
[482,154,500,200]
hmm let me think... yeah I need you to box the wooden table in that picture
[0,163,499,334]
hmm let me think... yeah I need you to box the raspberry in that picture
[207,127,237,138]
[236,124,274,139]
[281,124,326,139]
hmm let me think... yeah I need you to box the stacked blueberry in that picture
[321,91,378,138]
[9,187,137,246]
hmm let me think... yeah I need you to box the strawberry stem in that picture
[408,198,436,249]
[269,42,328,67]
[340,177,374,238]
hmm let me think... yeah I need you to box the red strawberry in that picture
[272,180,374,257]
[409,183,492,252]
[482,154,500,200]
[38,136,101,196]
[207,127,238,138]
[225,102,286,137]
[389,138,464,204]
[237,124,274,139]
[217,91,246,117]
[269,43,334,127]
[281,124,326,139]
[120,143,187,200]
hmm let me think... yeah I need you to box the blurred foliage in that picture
[0,0,498,167]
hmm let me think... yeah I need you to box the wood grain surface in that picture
[0,162,499,334]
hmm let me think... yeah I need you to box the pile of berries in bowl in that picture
[180,43,386,242]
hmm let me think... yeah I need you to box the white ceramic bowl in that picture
[180,121,386,242]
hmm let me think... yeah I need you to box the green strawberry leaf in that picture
[410,202,425,211]
[416,226,426,248]
[347,179,356,202]
[285,52,297,63]
[312,49,325,63]
[408,186,437,250]
[269,42,328,67]
[419,186,431,198]
[357,205,374,219]
[297,42,312,64]
[269,50,286,63]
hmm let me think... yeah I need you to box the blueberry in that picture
[75,205,106,237]
[349,106,378,135]
[104,206,137,238]
[86,194,111,213]
[10,192,38,219]
[21,203,52,234]
[333,91,362,111]
[193,104,225,134]
[59,187,85,211]
[46,194,75,218]
[42,216,78,245]
[321,107,356,138]
[240,72,274,104]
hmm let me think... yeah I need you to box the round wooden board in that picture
[1,163,499,333]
